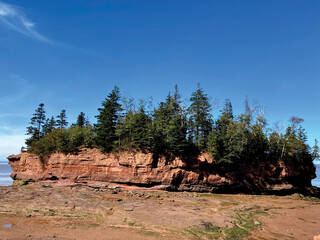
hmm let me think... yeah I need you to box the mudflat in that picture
[0,183,319,240]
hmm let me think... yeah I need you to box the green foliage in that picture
[208,101,312,165]
[29,129,69,155]
[131,103,153,149]
[313,139,319,160]
[115,101,153,151]
[188,83,212,150]
[43,116,56,136]
[153,85,189,155]
[208,100,235,163]
[56,109,68,129]
[94,86,122,152]
[26,85,315,165]
[278,120,313,163]
[26,103,46,147]
[67,126,95,151]
[76,112,86,128]
[28,126,95,155]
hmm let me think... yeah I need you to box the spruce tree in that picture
[43,116,56,136]
[56,110,68,129]
[167,85,189,155]
[26,103,46,147]
[188,83,213,150]
[153,85,188,155]
[77,112,86,127]
[312,139,319,160]
[153,101,171,152]
[132,103,152,149]
[95,86,122,152]
[208,100,234,162]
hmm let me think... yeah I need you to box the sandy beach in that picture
[0,183,319,240]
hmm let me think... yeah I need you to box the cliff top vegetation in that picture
[25,84,319,166]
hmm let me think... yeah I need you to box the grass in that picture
[254,209,269,215]
[181,206,269,240]
[139,230,161,237]
[41,210,57,216]
[234,207,268,231]
[185,222,250,240]
[224,225,250,240]
[291,193,320,202]
[186,222,222,239]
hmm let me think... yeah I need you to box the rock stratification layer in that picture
[8,148,316,193]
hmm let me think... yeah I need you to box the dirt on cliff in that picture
[0,183,320,240]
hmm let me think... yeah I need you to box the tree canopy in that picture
[25,84,317,166]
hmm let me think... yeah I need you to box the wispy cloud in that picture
[0,75,32,105]
[0,1,53,44]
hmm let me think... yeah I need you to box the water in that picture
[0,162,13,186]
[2,223,12,228]
[312,164,320,188]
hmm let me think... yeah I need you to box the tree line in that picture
[25,84,319,165]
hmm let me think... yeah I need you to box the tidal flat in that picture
[0,183,319,240]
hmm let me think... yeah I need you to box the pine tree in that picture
[188,83,213,150]
[56,110,68,129]
[26,103,46,147]
[312,139,320,160]
[77,112,86,128]
[131,102,152,149]
[208,100,234,162]
[43,116,56,136]
[167,85,189,155]
[114,97,135,149]
[152,85,189,155]
[95,86,122,152]
[280,117,304,160]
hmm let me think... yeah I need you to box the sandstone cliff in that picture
[8,148,316,193]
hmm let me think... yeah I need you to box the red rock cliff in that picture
[7,148,316,193]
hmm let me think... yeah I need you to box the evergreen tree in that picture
[168,85,189,155]
[267,130,281,161]
[131,102,153,149]
[114,97,135,149]
[245,117,268,163]
[56,109,68,129]
[153,101,169,152]
[43,116,56,136]
[26,103,46,147]
[208,100,234,162]
[188,83,213,150]
[280,117,304,160]
[312,139,319,160]
[115,107,135,149]
[77,112,86,127]
[95,86,122,152]
[153,85,188,155]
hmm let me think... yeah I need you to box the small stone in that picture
[124,207,134,211]
[254,221,261,225]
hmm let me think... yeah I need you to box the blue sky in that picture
[0,0,319,162]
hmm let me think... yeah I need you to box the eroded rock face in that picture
[7,148,316,193]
